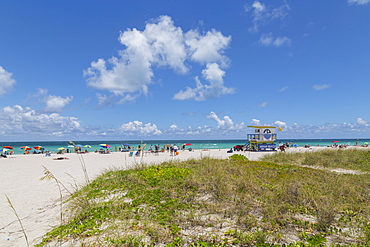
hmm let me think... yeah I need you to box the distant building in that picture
[246,126,277,151]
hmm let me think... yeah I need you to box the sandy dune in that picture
[0,146,343,246]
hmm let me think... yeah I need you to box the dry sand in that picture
[0,146,352,246]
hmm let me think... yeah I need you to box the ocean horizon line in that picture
[2,137,370,143]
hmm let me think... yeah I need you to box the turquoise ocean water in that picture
[1,139,370,154]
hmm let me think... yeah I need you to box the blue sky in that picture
[0,0,370,141]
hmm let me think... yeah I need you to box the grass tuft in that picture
[5,194,30,247]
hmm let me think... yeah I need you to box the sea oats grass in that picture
[5,195,30,247]
[37,150,370,246]
[261,148,370,172]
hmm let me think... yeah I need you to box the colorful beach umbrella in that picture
[58,147,66,150]
[20,146,32,150]
[33,146,44,150]
[100,144,111,148]
[3,146,13,149]
[84,145,92,148]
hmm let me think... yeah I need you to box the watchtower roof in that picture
[247,126,276,128]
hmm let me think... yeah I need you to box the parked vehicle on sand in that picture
[233,145,245,151]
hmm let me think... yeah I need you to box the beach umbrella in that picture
[185,143,192,146]
[75,144,83,148]
[58,147,66,150]
[123,143,130,146]
[332,141,339,143]
[33,146,44,150]
[3,146,13,149]
[84,145,92,148]
[100,144,111,148]
[67,145,75,148]
[20,146,32,150]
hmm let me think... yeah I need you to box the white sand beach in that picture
[0,146,355,246]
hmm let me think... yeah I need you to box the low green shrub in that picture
[229,154,249,161]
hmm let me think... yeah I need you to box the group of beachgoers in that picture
[121,144,191,157]
[227,141,353,153]
[1,148,39,157]
[0,143,197,158]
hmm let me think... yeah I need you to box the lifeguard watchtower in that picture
[246,126,277,151]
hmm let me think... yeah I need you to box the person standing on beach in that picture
[279,142,285,152]
[173,144,178,155]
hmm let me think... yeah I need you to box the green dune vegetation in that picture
[37,149,370,246]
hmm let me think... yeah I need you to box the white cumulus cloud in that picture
[251,119,261,125]
[84,15,232,103]
[28,88,73,113]
[0,105,82,137]
[120,120,162,136]
[274,120,287,128]
[169,124,183,131]
[357,117,368,126]
[185,29,231,67]
[207,111,234,129]
[173,63,234,101]
[43,95,73,113]
[0,66,16,96]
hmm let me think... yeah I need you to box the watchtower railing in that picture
[247,134,277,142]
